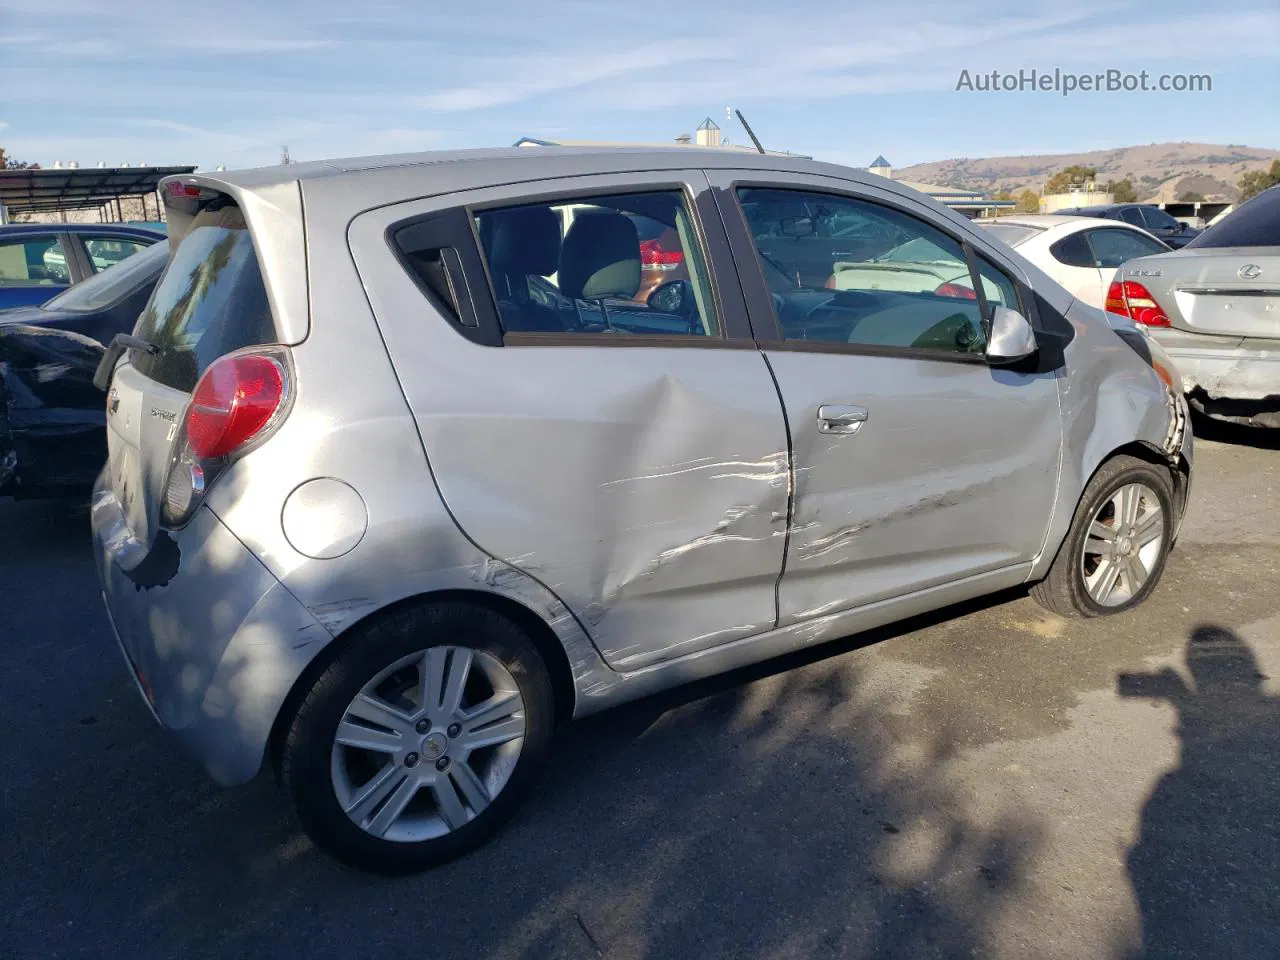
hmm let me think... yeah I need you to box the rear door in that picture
[348,171,790,673]
[711,170,1062,623]
[103,202,276,549]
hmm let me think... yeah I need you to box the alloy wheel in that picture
[329,645,526,843]
[1079,481,1164,608]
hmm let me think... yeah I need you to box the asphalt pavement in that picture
[2,418,1278,960]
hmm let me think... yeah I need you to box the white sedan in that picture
[976,214,1171,310]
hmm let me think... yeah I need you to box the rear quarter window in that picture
[132,203,276,392]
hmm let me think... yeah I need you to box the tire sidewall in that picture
[284,604,555,874]
[1065,460,1175,617]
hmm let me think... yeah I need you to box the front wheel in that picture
[280,602,555,874]
[1031,455,1176,618]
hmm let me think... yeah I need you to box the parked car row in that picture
[1105,185,1280,428]
[974,187,1279,429]
[1052,202,1201,249]
[77,147,1191,876]
[0,223,165,309]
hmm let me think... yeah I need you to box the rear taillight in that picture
[1105,280,1170,327]
[187,353,286,459]
[639,239,684,271]
[934,281,977,300]
[161,348,291,528]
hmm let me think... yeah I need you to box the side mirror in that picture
[985,306,1038,366]
[646,279,692,316]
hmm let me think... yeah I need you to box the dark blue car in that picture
[0,222,165,309]
[1051,203,1201,249]
[1,238,168,499]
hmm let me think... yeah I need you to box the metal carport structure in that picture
[0,165,197,224]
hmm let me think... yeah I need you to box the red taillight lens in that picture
[934,281,977,300]
[1105,280,1170,327]
[186,353,286,460]
[639,239,684,267]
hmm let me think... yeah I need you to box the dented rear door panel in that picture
[348,172,790,672]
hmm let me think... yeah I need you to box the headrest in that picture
[484,206,561,277]
[558,211,641,302]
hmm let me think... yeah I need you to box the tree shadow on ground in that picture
[1121,625,1280,960]
[1,551,1045,960]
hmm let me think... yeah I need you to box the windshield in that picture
[42,239,168,313]
[1185,187,1280,249]
[977,223,1043,247]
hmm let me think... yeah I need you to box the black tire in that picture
[1031,455,1176,619]
[280,601,555,875]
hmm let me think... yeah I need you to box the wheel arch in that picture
[1032,437,1182,582]
[267,588,578,780]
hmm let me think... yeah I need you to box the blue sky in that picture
[0,0,1276,172]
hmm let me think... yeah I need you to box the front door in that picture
[713,174,1063,623]
[349,172,790,672]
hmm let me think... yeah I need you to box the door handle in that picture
[817,404,869,435]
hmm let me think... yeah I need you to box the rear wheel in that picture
[1031,455,1175,618]
[280,601,555,874]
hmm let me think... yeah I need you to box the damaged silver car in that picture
[1107,184,1280,428]
[92,147,1193,875]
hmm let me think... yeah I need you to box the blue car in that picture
[0,222,165,309]
[1,238,168,499]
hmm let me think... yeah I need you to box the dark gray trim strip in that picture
[758,338,989,365]
[502,331,757,349]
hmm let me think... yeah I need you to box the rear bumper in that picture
[1159,341,1280,403]
[92,470,334,786]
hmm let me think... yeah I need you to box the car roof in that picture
[0,222,166,238]
[981,213,1147,230]
[168,145,971,223]
[977,214,1165,247]
[1063,203,1155,214]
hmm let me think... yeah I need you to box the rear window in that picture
[977,222,1043,247]
[1185,187,1280,249]
[132,203,276,392]
[43,239,168,313]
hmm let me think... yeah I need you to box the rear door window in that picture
[43,238,169,313]
[1119,208,1145,227]
[0,235,71,287]
[132,203,276,392]
[471,189,720,338]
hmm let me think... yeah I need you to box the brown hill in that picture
[894,142,1278,202]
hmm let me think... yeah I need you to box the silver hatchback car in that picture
[92,147,1192,874]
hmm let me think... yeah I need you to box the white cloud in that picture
[416,41,737,111]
